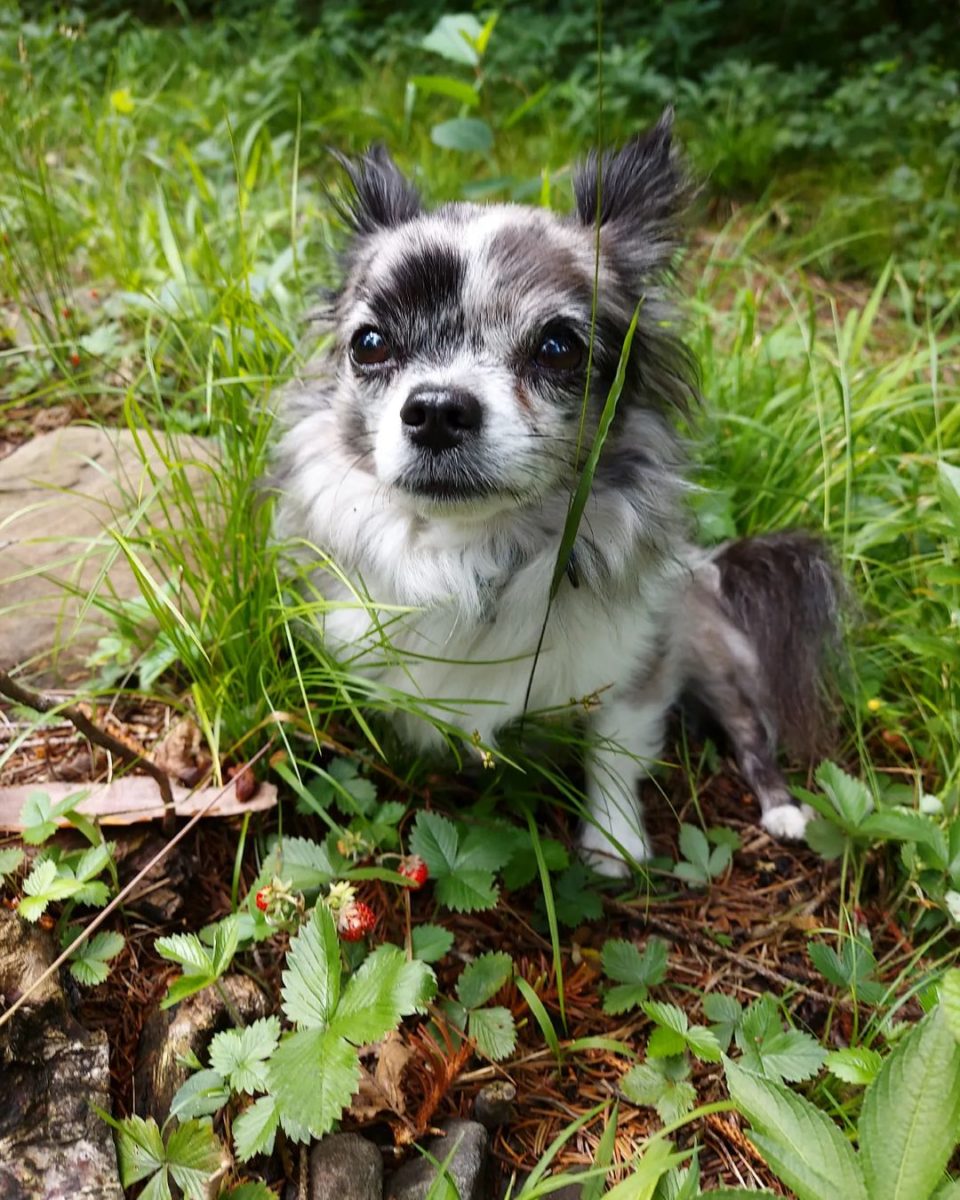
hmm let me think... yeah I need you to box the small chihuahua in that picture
[272,110,841,876]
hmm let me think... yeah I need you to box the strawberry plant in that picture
[438,950,518,1061]
[673,825,740,888]
[600,936,670,1014]
[707,993,826,1084]
[725,969,960,1200]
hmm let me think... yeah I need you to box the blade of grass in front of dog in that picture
[549,300,642,599]
[515,975,562,1061]
[526,807,567,1034]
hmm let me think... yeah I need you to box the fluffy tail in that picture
[711,531,844,760]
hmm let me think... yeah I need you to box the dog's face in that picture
[327,112,691,516]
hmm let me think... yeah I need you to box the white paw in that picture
[577,823,651,878]
[761,803,812,842]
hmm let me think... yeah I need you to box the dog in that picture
[271,109,841,877]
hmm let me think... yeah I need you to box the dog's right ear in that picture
[332,144,422,236]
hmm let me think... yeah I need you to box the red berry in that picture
[69,352,81,367]
[255,887,270,912]
[338,900,376,941]
[61,306,72,318]
[398,855,428,889]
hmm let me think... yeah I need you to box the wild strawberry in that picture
[338,900,376,942]
[255,887,270,912]
[398,855,428,890]
[69,352,81,367]
[61,306,72,319]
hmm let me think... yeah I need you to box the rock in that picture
[0,910,124,1199]
[473,1080,516,1129]
[134,973,269,1123]
[309,1133,383,1199]
[0,426,214,680]
[386,1120,488,1200]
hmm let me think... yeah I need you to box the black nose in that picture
[400,386,483,453]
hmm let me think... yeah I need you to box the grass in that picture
[1,5,960,1196]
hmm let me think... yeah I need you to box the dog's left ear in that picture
[332,144,422,236]
[572,108,688,265]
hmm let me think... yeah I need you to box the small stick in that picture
[0,667,176,832]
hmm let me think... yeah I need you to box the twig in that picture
[0,743,270,1033]
[0,667,176,832]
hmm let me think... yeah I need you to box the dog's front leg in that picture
[579,695,667,878]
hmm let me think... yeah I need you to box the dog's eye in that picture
[535,325,583,371]
[350,327,391,366]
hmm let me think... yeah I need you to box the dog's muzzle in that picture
[400,384,483,454]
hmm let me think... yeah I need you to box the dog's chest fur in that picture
[275,403,681,749]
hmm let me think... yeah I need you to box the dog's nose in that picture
[400,386,483,453]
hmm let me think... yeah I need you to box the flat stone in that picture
[134,973,270,1123]
[0,425,213,680]
[0,911,124,1199]
[310,1133,383,1200]
[386,1120,488,1200]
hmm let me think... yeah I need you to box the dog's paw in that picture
[761,802,812,842]
[577,823,651,878]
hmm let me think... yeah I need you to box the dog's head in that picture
[325,110,695,516]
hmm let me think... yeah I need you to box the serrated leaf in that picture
[20,790,56,844]
[457,951,513,1009]
[412,923,454,963]
[860,809,942,846]
[678,824,711,873]
[703,993,742,1051]
[328,944,436,1043]
[859,1008,960,1200]
[260,834,336,892]
[805,817,849,860]
[409,811,460,877]
[165,1118,223,1198]
[742,1029,827,1083]
[211,914,240,975]
[603,983,652,1015]
[114,1114,167,1186]
[280,904,341,1028]
[941,970,960,1043]
[824,1047,883,1086]
[468,1005,517,1061]
[155,932,214,976]
[725,1056,867,1200]
[74,841,113,882]
[169,1069,230,1122]
[457,826,515,872]
[0,847,25,877]
[435,869,499,912]
[809,941,848,987]
[647,1026,688,1058]
[623,1063,668,1106]
[815,761,873,829]
[233,1095,280,1162]
[553,863,604,926]
[602,937,669,986]
[267,1027,360,1138]
[161,974,217,1009]
[684,1025,722,1063]
[644,1001,688,1035]
[501,834,568,890]
[67,930,125,986]
[209,1016,281,1095]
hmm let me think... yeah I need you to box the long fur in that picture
[271,111,843,876]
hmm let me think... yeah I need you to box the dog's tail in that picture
[710,531,844,760]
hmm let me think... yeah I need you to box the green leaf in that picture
[622,1062,696,1124]
[860,809,942,846]
[66,930,125,986]
[859,1008,960,1200]
[678,824,711,872]
[726,1057,867,1200]
[223,1185,276,1200]
[421,13,483,65]
[603,983,654,1015]
[457,826,515,872]
[328,944,436,1043]
[941,969,960,1043]
[267,1027,360,1139]
[232,1095,280,1162]
[815,761,873,829]
[114,1114,167,1186]
[165,1119,222,1198]
[280,904,342,1028]
[606,1135,686,1200]
[209,1016,281,1095]
[435,869,499,912]
[0,846,24,878]
[824,1047,883,1086]
[457,951,513,1009]
[410,74,479,106]
[409,811,460,877]
[703,993,742,1051]
[20,790,57,844]
[553,863,604,926]
[938,461,960,529]
[647,1026,688,1059]
[805,817,849,860]
[809,941,849,987]
[19,857,81,921]
[259,832,336,892]
[602,937,669,986]
[168,1069,230,1122]
[741,1028,827,1083]
[155,932,214,976]
[684,1025,723,1063]
[412,923,454,963]
[468,1006,517,1061]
